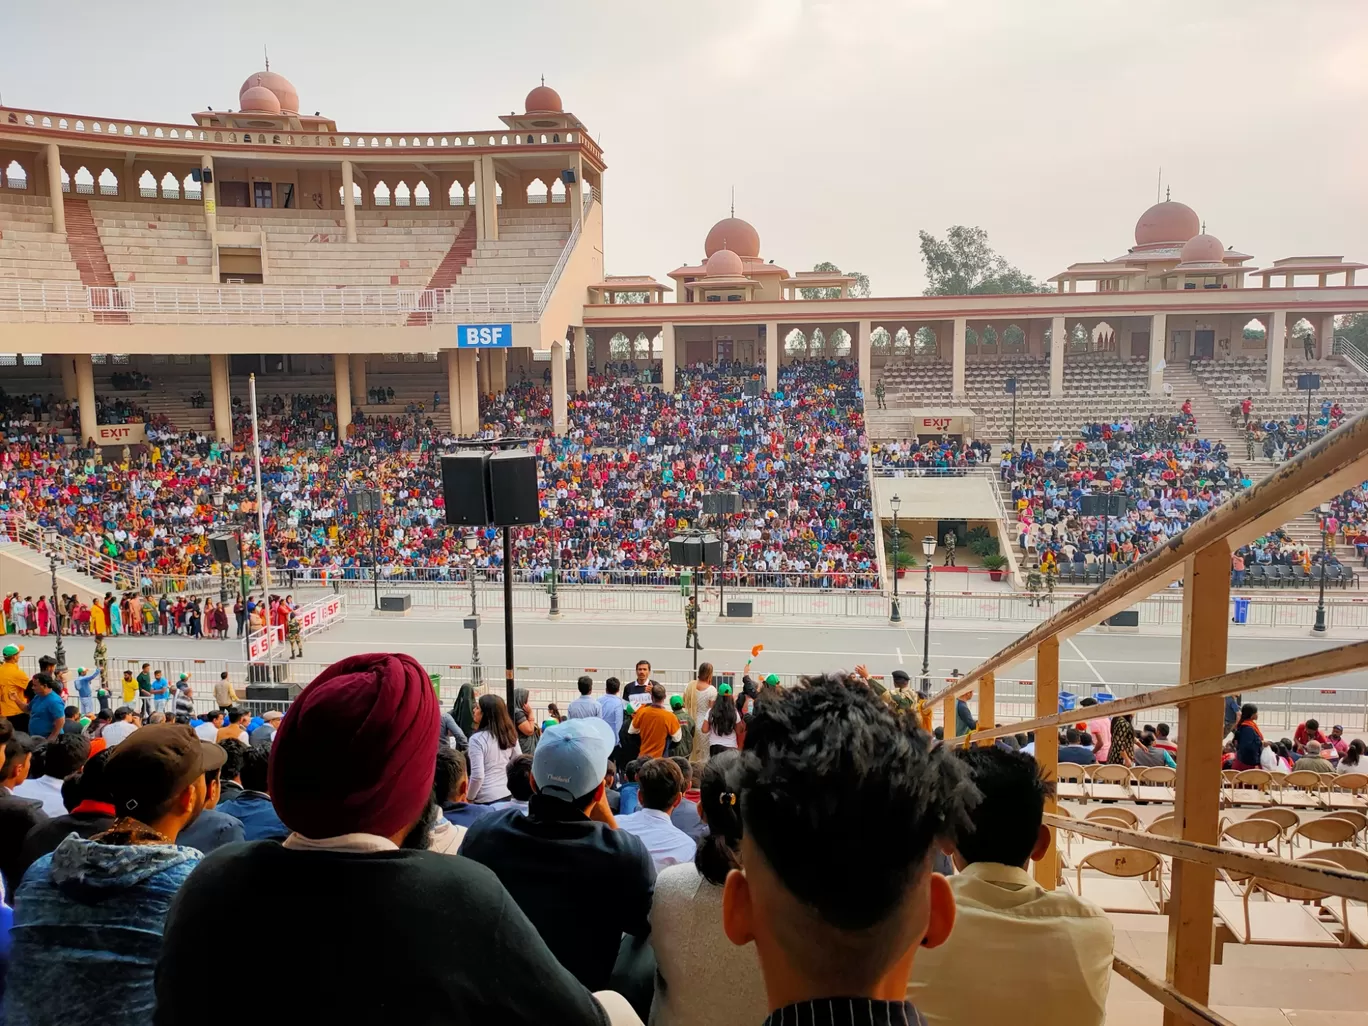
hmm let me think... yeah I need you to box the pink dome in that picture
[705,248,744,278]
[703,217,760,259]
[1134,200,1200,247]
[1180,233,1225,264]
[240,71,298,115]
[239,85,282,115]
[525,84,563,113]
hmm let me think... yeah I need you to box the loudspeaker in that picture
[347,490,381,515]
[726,601,753,618]
[560,169,577,185]
[489,451,540,526]
[1105,611,1140,628]
[379,594,411,612]
[209,534,240,566]
[1297,373,1322,391]
[441,452,493,526]
[669,532,722,567]
[1080,494,1129,518]
[669,534,694,565]
[1004,377,1017,395]
[201,168,213,184]
[702,536,722,567]
[244,681,300,701]
[702,492,742,516]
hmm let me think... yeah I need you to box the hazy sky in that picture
[4,1,1365,296]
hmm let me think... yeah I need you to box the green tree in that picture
[918,226,1053,296]
[799,261,872,299]
[1339,313,1368,351]
[613,291,651,304]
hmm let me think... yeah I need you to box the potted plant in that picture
[982,553,1009,582]
[893,551,917,579]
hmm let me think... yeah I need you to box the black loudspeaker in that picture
[726,601,753,618]
[489,451,540,526]
[669,532,722,567]
[1080,494,1129,518]
[702,536,722,567]
[669,534,693,565]
[702,492,742,516]
[1105,611,1140,628]
[441,452,493,526]
[209,534,240,566]
[379,594,411,612]
[202,168,213,184]
[347,490,381,515]
[560,169,577,185]
[1297,373,1322,391]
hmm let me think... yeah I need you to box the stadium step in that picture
[0,539,110,602]
[62,197,128,324]
[406,217,479,326]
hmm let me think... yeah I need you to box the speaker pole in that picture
[503,524,515,712]
[692,569,699,677]
[236,528,249,667]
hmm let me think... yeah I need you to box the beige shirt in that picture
[908,862,1114,1026]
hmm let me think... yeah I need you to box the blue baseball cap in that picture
[532,718,616,802]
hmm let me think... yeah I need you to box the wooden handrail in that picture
[1111,957,1236,1026]
[927,409,1368,707]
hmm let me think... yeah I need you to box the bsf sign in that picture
[457,324,513,348]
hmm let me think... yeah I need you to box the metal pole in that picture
[1010,386,1017,447]
[248,374,272,669]
[49,551,66,674]
[920,552,932,684]
[236,529,249,666]
[1306,383,1313,447]
[372,517,381,611]
[549,527,560,618]
[692,568,699,677]
[502,525,515,712]
[469,554,481,677]
[1314,522,1328,633]
[1102,507,1110,581]
[719,526,727,618]
[890,510,902,622]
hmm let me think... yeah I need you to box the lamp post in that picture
[548,525,561,619]
[920,535,936,688]
[1314,502,1330,633]
[46,545,66,674]
[463,532,481,684]
[1005,376,1018,447]
[889,494,902,623]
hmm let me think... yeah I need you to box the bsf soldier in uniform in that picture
[1026,567,1043,607]
[874,378,886,411]
[685,595,702,651]
[943,529,957,567]
[286,613,303,659]
[1246,428,1256,461]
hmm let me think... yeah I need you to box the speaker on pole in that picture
[489,450,540,527]
[209,534,241,566]
[441,452,494,526]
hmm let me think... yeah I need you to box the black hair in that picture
[205,709,224,724]
[0,718,12,747]
[740,675,976,934]
[475,694,519,751]
[239,744,271,792]
[605,677,621,695]
[637,758,683,812]
[43,733,90,779]
[1064,727,1082,745]
[636,660,651,672]
[399,800,439,851]
[623,759,642,782]
[1239,703,1258,723]
[696,750,745,886]
[932,726,943,741]
[952,747,1054,867]
[708,692,739,736]
[1342,739,1365,768]
[64,705,79,719]
[1,737,28,782]
[506,754,535,802]
[219,739,244,782]
[1306,718,1319,732]
[576,676,593,696]
[74,751,112,802]
[227,707,249,725]
[433,746,465,803]
[669,756,694,789]
[1157,723,1171,738]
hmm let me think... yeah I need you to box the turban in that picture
[270,652,438,841]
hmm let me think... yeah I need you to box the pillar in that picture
[1149,312,1166,395]
[478,351,491,394]
[976,673,995,747]
[200,155,217,236]
[1033,638,1060,890]
[446,350,462,434]
[1028,319,1045,358]
[765,322,779,392]
[350,353,368,400]
[952,318,967,396]
[457,350,480,434]
[1317,313,1336,361]
[660,323,676,393]
[492,349,508,393]
[550,340,568,436]
[475,155,498,241]
[1047,316,1065,396]
[1266,310,1286,393]
[75,355,96,446]
[569,153,584,229]
[45,143,65,235]
[333,355,352,439]
[857,319,872,394]
[340,160,357,244]
[210,353,231,444]
[572,326,588,392]
[60,355,77,401]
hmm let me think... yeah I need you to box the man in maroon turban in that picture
[155,653,617,1026]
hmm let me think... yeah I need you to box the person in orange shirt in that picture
[628,683,683,759]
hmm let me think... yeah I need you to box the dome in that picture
[703,217,760,259]
[525,84,563,113]
[705,248,744,278]
[239,85,282,115]
[240,70,298,115]
[1180,233,1225,265]
[1134,200,1200,247]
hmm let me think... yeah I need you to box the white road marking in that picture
[896,647,904,665]
[1067,637,1106,684]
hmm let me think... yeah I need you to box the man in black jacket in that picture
[15,749,116,882]
[0,733,45,894]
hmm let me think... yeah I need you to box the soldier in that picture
[1043,562,1058,601]
[286,612,303,659]
[1025,567,1043,607]
[943,528,957,567]
[684,594,702,651]
[1245,428,1255,461]
[874,377,886,411]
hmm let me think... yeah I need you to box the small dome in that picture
[1134,200,1200,247]
[705,248,744,278]
[525,84,563,113]
[1180,233,1225,265]
[240,70,298,115]
[239,85,282,115]
[703,217,760,259]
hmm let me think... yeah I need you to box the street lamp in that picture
[548,525,561,619]
[1314,502,1330,633]
[889,494,902,623]
[463,532,482,684]
[46,544,66,675]
[920,535,936,688]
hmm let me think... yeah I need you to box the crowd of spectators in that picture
[873,437,994,473]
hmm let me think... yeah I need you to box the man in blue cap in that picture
[462,717,656,995]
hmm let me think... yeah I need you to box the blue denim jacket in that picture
[216,792,288,842]
[7,833,201,1025]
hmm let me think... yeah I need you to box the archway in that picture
[3,160,28,189]
[414,181,430,207]
[828,328,852,357]
[609,332,633,360]
[160,171,180,199]
[526,178,549,204]
[138,169,157,198]
[373,181,391,206]
[393,181,412,207]
[893,327,912,356]
[914,327,938,356]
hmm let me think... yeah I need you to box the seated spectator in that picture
[249,710,282,748]
[0,734,47,895]
[9,724,223,1025]
[15,733,89,817]
[17,750,116,881]
[668,757,706,843]
[650,751,767,1026]
[1337,739,1366,774]
[196,708,224,742]
[1151,722,1177,758]
[175,744,245,855]
[155,653,615,1025]
[1058,727,1097,765]
[427,747,468,854]
[909,747,1113,1025]
[496,753,535,813]
[438,748,492,830]
[1132,731,1174,768]
[618,758,643,816]
[215,707,251,747]
[215,745,287,841]
[467,694,520,804]
[617,758,698,871]
[216,739,244,803]
[1295,740,1335,775]
[102,707,141,748]
[461,717,656,994]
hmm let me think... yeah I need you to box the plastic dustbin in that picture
[1058,691,1077,713]
[429,673,441,698]
[1093,691,1114,704]
[1233,596,1250,625]
[679,570,693,596]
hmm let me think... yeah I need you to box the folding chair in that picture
[1071,848,1166,913]
[1219,816,1283,857]
[1308,849,1368,946]
[1089,764,1132,801]
[1324,772,1368,812]
[1224,769,1274,807]
[1133,766,1176,804]
[1290,815,1359,852]
[1246,806,1301,844]
[1055,762,1087,802]
[1085,805,1139,829]
[1214,863,1349,956]
[1276,770,1326,809]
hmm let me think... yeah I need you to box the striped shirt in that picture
[762,999,927,1026]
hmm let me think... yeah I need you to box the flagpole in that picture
[248,374,273,670]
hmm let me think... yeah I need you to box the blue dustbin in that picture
[1092,691,1114,705]
[1058,691,1077,714]
[1233,596,1250,625]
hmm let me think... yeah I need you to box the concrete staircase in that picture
[62,197,128,324]
[407,217,478,326]
[0,539,111,604]
[1161,364,1242,449]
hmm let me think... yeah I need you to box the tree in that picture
[613,291,651,304]
[799,261,871,299]
[1338,313,1368,351]
[918,226,1053,296]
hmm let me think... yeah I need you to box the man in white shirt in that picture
[614,758,696,871]
[196,709,224,743]
[101,707,142,749]
[13,733,89,817]
[908,746,1113,1026]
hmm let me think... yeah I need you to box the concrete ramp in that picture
[0,541,110,605]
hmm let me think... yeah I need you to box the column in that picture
[476,155,499,241]
[857,319,872,394]
[572,326,588,392]
[952,317,967,396]
[660,323,676,393]
[333,354,352,439]
[1148,312,1166,395]
[45,143,65,235]
[550,340,568,436]
[200,155,217,236]
[1033,638,1060,889]
[1049,315,1066,396]
[210,353,231,444]
[340,160,357,244]
[492,349,508,393]
[75,355,96,446]
[1266,310,1286,393]
[1317,313,1336,361]
[1027,319,1045,357]
[765,322,779,392]
[446,349,462,433]
[350,353,368,400]
[457,350,480,434]
[569,153,584,229]
[60,355,77,401]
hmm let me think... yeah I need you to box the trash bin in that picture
[679,570,693,596]
[1093,690,1114,704]
[1233,596,1250,625]
[429,673,441,699]
[1058,691,1077,714]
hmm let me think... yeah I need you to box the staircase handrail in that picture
[1333,337,1368,378]
[536,199,588,318]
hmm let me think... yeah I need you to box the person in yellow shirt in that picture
[0,644,31,724]
[120,668,139,705]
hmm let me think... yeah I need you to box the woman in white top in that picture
[1337,739,1366,775]
[465,694,519,804]
[700,684,742,757]
[683,664,718,764]
[648,751,766,1026]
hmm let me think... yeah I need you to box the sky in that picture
[4,0,1366,296]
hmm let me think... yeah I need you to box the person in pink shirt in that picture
[1080,696,1111,763]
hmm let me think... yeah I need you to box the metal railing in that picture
[925,407,1368,1026]
[284,565,881,591]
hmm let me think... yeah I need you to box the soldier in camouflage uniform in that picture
[685,595,702,651]
[286,613,303,659]
[874,378,886,410]
[1026,567,1043,607]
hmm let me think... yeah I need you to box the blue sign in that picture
[457,324,513,348]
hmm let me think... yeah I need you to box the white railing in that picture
[537,212,582,317]
[1334,337,1368,377]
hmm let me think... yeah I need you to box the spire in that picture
[730,185,735,218]
[1201,220,1206,234]
[264,45,270,72]
[1166,185,1171,202]
[541,74,545,86]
